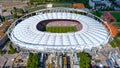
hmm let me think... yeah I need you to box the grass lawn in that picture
[111,12,120,22]
[114,23,120,28]
[46,26,76,33]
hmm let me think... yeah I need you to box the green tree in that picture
[13,13,18,18]
[8,44,16,54]
[1,16,5,22]
[18,9,24,14]
[77,52,91,68]
[0,50,3,55]
[13,7,17,14]
[92,11,101,17]
[27,53,39,68]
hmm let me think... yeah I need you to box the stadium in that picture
[8,7,111,53]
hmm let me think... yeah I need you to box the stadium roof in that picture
[9,8,110,52]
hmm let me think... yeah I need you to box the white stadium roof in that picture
[8,8,111,52]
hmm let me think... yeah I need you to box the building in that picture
[115,0,120,5]
[102,12,116,23]
[0,56,7,68]
[8,8,111,52]
[72,3,85,9]
[106,59,114,68]
[89,0,111,9]
[46,3,53,8]
[109,51,120,67]
[0,21,11,45]
[116,58,120,67]
[0,32,6,45]
[106,24,118,37]
[7,7,111,68]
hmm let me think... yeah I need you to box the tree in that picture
[77,52,91,68]
[2,16,5,22]
[18,9,24,14]
[0,50,3,55]
[13,13,18,18]
[0,15,5,22]
[13,7,17,14]
[92,11,101,17]
[8,45,16,54]
[27,53,39,68]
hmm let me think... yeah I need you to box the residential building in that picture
[0,21,11,45]
[115,0,120,5]
[109,51,120,67]
[89,0,111,9]
[102,12,116,22]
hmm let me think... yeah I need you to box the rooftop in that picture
[0,21,11,40]
[116,59,120,67]
[105,24,118,37]
[0,56,7,67]
[73,3,85,9]
[104,12,115,20]
[92,0,104,2]
[0,32,5,40]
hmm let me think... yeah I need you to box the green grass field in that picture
[46,26,76,33]
[114,24,120,28]
[111,12,120,22]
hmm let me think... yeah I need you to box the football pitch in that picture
[46,26,77,33]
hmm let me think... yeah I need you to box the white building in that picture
[89,0,111,9]
[116,59,120,67]
[109,51,120,67]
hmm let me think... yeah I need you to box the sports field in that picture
[46,26,76,33]
[111,12,120,22]
[37,19,82,33]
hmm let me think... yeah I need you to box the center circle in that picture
[36,19,83,33]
